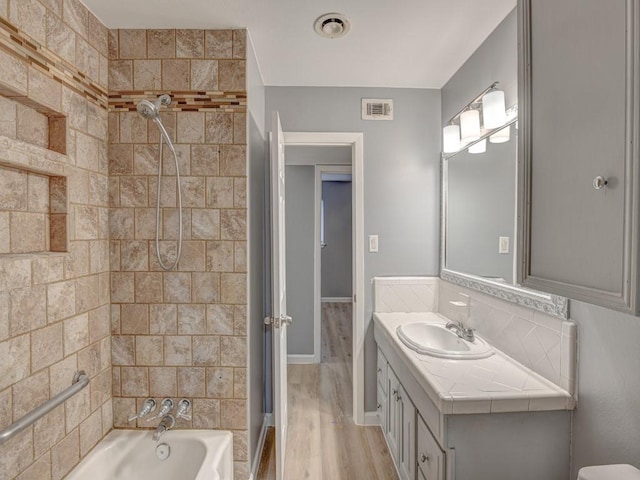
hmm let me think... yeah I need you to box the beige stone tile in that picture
[162,59,190,90]
[136,335,163,365]
[206,240,234,272]
[192,272,220,303]
[192,209,220,240]
[162,142,190,175]
[17,105,48,149]
[192,398,220,428]
[119,177,148,207]
[0,166,27,210]
[47,280,76,323]
[133,59,162,90]
[232,305,246,335]
[206,366,233,398]
[234,461,249,479]
[89,239,109,274]
[149,366,177,396]
[51,428,79,480]
[220,145,246,176]
[175,240,204,272]
[181,177,206,208]
[191,59,218,90]
[135,272,163,303]
[99,53,109,88]
[88,305,110,343]
[41,0,62,15]
[0,257,32,291]
[112,335,135,365]
[0,214,8,254]
[65,385,90,432]
[120,304,148,334]
[49,354,77,398]
[33,405,65,457]
[233,429,248,462]
[63,313,89,355]
[121,366,149,396]
[178,304,206,334]
[10,212,46,253]
[206,177,234,208]
[109,239,121,271]
[219,60,246,91]
[164,335,192,365]
[101,399,113,436]
[234,367,247,398]
[220,335,246,367]
[149,111,177,144]
[108,111,119,143]
[109,144,133,176]
[13,370,49,419]
[108,59,133,91]
[149,304,177,335]
[63,0,87,36]
[177,112,205,143]
[0,50,27,96]
[205,30,232,59]
[89,172,108,207]
[89,366,111,410]
[193,335,220,366]
[64,241,90,280]
[232,30,246,59]
[62,88,87,131]
[150,176,178,209]
[76,36,100,81]
[163,272,191,303]
[177,30,204,58]
[110,271,134,303]
[119,112,148,144]
[112,397,135,428]
[234,241,247,273]
[0,292,8,340]
[0,427,34,480]
[207,304,234,335]
[50,214,68,252]
[10,285,46,335]
[16,452,51,480]
[49,115,67,155]
[0,96,16,139]
[76,131,101,172]
[134,208,156,240]
[31,323,63,371]
[79,409,102,457]
[220,399,247,429]
[177,366,205,397]
[233,178,247,208]
[28,67,62,111]
[133,144,159,176]
[87,102,108,141]
[108,29,119,60]
[118,29,146,58]
[0,335,31,390]
[123,239,154,272]
[74,274,100,313]
[148,29,175,58]
[9,0,46,43]
[220,209,246,241]
[87,11,108,54]
[77,341,101,379]
[221,272,246,304]
[191,144,219,176]
[233,112,246,144]
[205,111,233,144]
[109,207,134,240]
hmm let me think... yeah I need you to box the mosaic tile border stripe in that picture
[109,91,247,113]
[0,17,108,110]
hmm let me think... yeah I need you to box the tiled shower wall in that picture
[0,1,112,479]
[107,29,249,478]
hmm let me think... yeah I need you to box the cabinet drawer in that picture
[377,348,388,393]
[417,413,444,480]
[377,383,387,433]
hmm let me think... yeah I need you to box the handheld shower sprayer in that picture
[136,94,183,271]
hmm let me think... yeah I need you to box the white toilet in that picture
[578,464,640,480]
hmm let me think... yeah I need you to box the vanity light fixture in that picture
[443,124,461,153]
[460,109,481,143]
[482,88,507,128]
[490,125,510,143]
[468,138,487,154]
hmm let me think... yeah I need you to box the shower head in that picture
[136,94,172,120]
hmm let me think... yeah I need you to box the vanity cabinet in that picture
[518,0,640,313]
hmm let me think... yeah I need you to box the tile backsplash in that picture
[373,276,439,313]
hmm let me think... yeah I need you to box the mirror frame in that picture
[440,153,569,319]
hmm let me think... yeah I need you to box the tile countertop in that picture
[374,312,576,415]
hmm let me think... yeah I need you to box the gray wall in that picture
[284,165,315,355]
[266,86,441,411]
[321,181,353,298]
[441,9,517,283]
[247,36,266,464]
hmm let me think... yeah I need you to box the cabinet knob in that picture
[377,403,381,410]
[593,176,608,190]
[420,453,430,463]
[377,368,382,373]
[392,388,398,397]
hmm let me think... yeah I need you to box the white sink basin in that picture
[396,322,494,360]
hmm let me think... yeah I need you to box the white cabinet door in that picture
[519,0,640,313]
[417,414,444,480]
[398,384,416,480]
[387,368,401,461]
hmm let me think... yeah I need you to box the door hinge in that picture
[264,314,293,328]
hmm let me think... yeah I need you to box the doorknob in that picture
[281,314,292,326]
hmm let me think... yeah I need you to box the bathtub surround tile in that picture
[192,398,220,428]
[207,304,234,335]
[221,335,247,367]
[112,397,135,428]
[206,177,234,208]
[221,399,247,429]
[205,30,233,59]
[9,0,47,44]
[149,366,177,396]
[31,323,64,371]
[118,30,146,59]
[193,335,220,366]
[16,454,51,480]
[65,386,90,431]
[191,60,218,90]
[51,428,79,480]
[192,210,220,240]
[13,370,49,419]
[147,30,175,59]
[120,304,149,334]
[206,367,234,398]
[164,335,192,365]
[121,366,149,397]
[177,367,206,397]
[162,59,190,90]
[177,30,204,58]
[0,428,34,480]
[111,335,135,365]
[219,60,246,91]
[149,304,178,334]
[79,409,103,457]
[133,60,162,90]
[232,30,246,59]
[108,60,133,91]
[136,335,163,365]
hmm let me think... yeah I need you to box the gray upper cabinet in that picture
[518,0,640,313]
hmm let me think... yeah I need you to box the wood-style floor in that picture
[257,302,398,480]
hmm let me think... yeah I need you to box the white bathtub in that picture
[65,429,233,480]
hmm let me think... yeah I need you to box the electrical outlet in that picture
[499,236,509,254]
[369,235,379,253]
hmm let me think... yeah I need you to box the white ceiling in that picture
[83,0,516,89]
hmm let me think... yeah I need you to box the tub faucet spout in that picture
[153,414,175,442]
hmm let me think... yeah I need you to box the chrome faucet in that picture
[128,398,156,422]
[153,414,175,442]
[446,321,476,342]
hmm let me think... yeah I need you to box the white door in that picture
[270,111,290,480]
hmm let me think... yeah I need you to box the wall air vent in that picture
[362,99,393,120]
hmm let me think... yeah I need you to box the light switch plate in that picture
[499,236,509,254]
[369,235,379,253]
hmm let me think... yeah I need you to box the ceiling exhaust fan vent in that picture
[314,13,351,39]
[362,99,394,120]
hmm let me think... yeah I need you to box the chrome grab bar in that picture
[0,370,89,446]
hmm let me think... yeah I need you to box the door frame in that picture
[314,165,353,364]
[283,132,366,426]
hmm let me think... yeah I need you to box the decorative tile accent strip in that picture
[109,91,247,113]
[0,17,108,110]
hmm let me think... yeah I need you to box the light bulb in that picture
[460,110,481,143]
[468,139,486,154]
[443,125,461,153]
[489,125,510,143]
[482,89,506,129]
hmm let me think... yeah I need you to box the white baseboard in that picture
[249,413,273,480]
[287,354,319,364]
[321,297,352,303]
[363,411,381,426]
